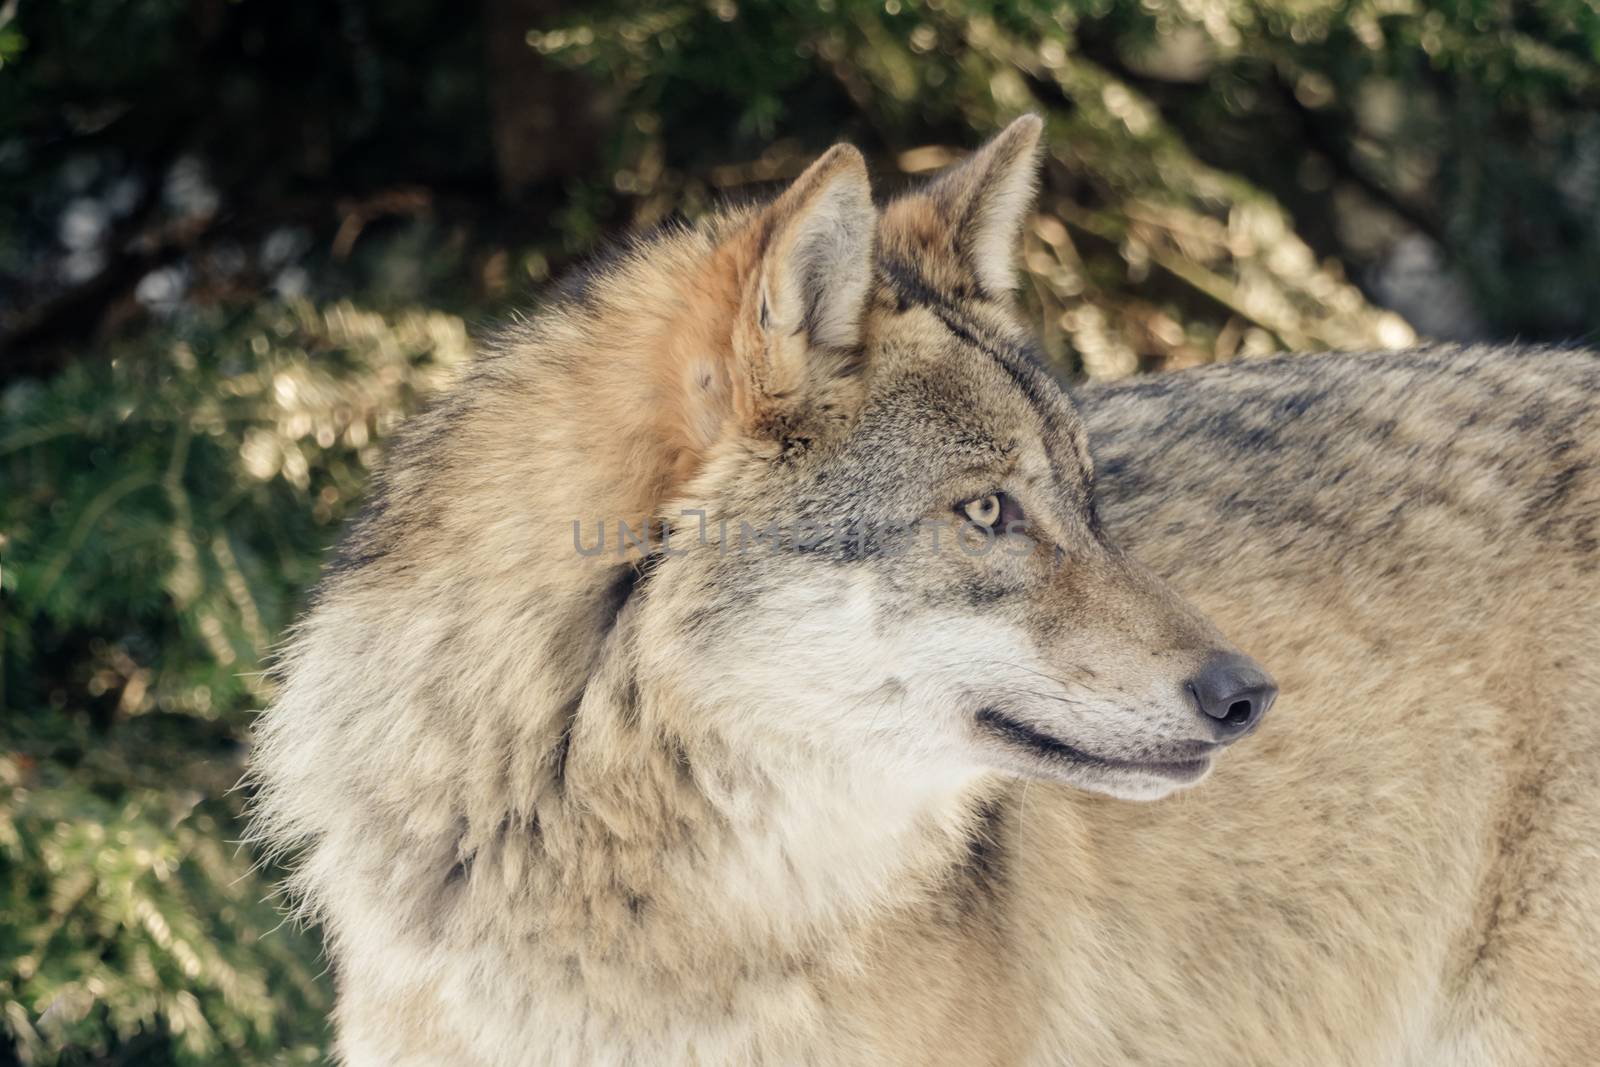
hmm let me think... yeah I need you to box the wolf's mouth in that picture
[974,707,1213,780]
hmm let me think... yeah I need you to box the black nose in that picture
[1187,653,1276,738]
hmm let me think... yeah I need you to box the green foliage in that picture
[531,0,1599,364]
[3,303,470,1064]
[0,768,324,1066]
[518,0,1427,374]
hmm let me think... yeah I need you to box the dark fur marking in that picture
[1278,389,1330,417]
[550,697,578,796]
[952,795,1010,913]
[878,255,956,313]
[616,674,642,731]
[603,558,651,620]
[549,559,659,794]
[960,576,1013,607]
[1528,463,1583,519]
[1085,493,1107,540]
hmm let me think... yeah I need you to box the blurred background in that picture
[3,0,1598,1062]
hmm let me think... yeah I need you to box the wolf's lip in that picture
[974,707,1215,779]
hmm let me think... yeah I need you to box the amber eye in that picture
[963,494,1001,527]
[958,492,1026,532]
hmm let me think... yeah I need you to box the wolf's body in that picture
[1031,346,1600,1065]
[249,120,1600,1066]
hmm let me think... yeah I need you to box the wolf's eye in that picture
[958,492,1026,532]
[964,495,1002,527]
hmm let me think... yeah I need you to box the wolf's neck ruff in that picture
[542,652,994,963]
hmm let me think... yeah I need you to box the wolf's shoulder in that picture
[1076,342,1599,464]
[1076,343,1600,571]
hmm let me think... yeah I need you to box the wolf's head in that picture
[559,116,1275,803]
[264,118,1274,873]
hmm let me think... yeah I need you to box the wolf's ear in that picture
[752,143,876,350]
[925,114,1043,296]
[656,146,873,477]
[713,143,874,440]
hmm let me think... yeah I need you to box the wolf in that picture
[248,116,1600,1065]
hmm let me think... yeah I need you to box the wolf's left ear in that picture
[753,143,876,351]
[926,114,1044,296]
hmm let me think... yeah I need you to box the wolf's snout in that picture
[1187,653,1276,739]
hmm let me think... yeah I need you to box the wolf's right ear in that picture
[877,116,1042,302]
[925,115,1043,297]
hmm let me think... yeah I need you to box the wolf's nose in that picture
[1187,654,1276,739]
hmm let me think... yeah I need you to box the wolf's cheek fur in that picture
[634,545,1223,802]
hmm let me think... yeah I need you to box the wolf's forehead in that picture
[864,264,1093,484]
